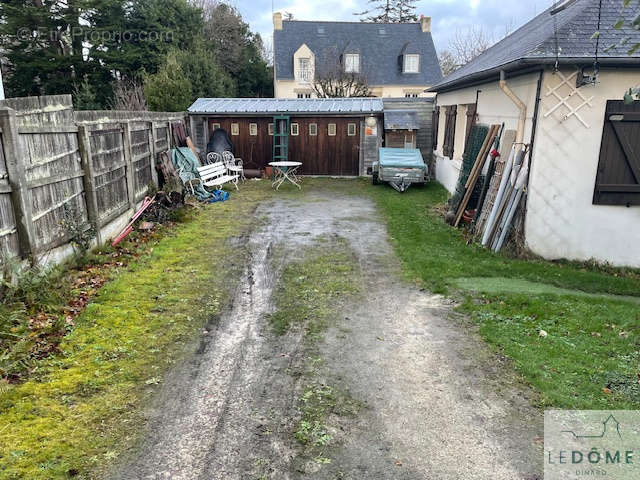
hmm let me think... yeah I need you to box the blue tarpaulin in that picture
[378,148,426,170]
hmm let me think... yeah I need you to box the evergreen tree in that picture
[355,0,418,23]
[144,51,193,111]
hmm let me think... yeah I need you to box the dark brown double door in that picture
[207,116,360,176]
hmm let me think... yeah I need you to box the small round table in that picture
[269,161,302,190]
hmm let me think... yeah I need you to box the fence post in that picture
[121,121,136,209]
[77,124,102,245]
[0,107,35,258]
[149,121,158,188]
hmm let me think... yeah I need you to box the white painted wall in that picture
[526,68,640,267]
[0,66,5,100]
[433,72,541,193]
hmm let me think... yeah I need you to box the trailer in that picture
[371,147,429,192]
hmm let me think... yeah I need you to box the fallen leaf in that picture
[602,387,612,395]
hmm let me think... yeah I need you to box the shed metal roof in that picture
[384,110,419,130]
[188,98,384,115]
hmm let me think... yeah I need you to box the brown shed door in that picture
[593,101,640,206]
[289,117,360,175]
[208,118,272,170]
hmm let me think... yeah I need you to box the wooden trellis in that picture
[544,70,594,128]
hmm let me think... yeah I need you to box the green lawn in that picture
[367,180,640,410]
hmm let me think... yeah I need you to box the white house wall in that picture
[525,68,640,267]
[434,72,541,193]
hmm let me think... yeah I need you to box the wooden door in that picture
[288,117,360,175]
[208,117,272,170]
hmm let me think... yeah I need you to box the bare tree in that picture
[110,79,147,111]
[438,26,494,76]
[312,47,372,98]
[438,49,458,76]
[449,26,494,65]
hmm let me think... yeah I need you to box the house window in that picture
[347,123,357,136]
[297,92,312,98]
[442,105,457,158]
[291,123,299,136]
[309,123,318,136]
[212,123,221,131]
[298,58,311,82]
[345,54,360,73]
[268,123,274,135]
[404,54,420,73]
[404,92,419,98]
[328,123,336,136]
[249,123,258,136]
[231,123,239,136]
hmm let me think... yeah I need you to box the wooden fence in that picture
[0,95,186,263]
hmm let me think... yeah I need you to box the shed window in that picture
[268,123,274,135]
[345,54,360,73]
[347,123,357,136]
[404,54,420,73]
[212,123,221,131]
[231,123,239,136]
[249,123,258,136]
[593,100,640,206]
[328,123,337,136]
[442,105,457,158]
[309,123,318,136]
[291,123,299,136]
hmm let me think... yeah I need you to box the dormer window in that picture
[298,58,311,82]
[345,54,360,73]
[404,54,420,73]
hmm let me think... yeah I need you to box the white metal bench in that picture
[197,161,239,191]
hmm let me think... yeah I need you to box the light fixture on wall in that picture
[366,116,377,127]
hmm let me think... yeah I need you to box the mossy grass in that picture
[0,181,274,479]
[267,236,362,466]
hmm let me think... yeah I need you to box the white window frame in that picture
[298,58,311,83]
[268,123,274,135]
[249,123,258,136]
[347,123,357,136]
[344,54,360,73]
[231,123,239,136]
[328,123,336,136]
[309,123,318,136]
[212,122,221,131]
[404,54,420,73]
[291,123,299,136]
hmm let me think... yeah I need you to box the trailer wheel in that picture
[372,172,380,185]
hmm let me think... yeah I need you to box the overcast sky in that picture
[234,0,558,53]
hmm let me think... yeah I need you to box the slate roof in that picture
[432,0,640,91]
[274,20,442,86]
[188,97,384,114]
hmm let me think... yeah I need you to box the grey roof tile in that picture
[188,97,384,114]
[274,20,442,86]
[432,0,640,91]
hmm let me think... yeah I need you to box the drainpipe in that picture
[499,70,526,144]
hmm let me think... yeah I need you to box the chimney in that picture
[273,12,283,31]
[420,15,431,33]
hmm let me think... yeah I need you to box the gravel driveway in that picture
[110,188,542,480]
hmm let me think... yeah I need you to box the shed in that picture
[383,109,419,149]
[187,98,384,176]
